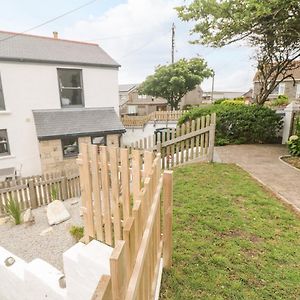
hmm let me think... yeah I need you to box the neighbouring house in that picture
[253,61,300,102]
[202,90,245,102]
[0,31,125,176]
[119,84,204,116]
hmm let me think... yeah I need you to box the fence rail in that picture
[77,144,173,300]
[127,113,216,168]
[0,171,80,216]
[122,110,188,127]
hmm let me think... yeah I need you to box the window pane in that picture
[58,69,82,88]
[0,74,5,110]
[92,136,106,145]
[0,129,10,156]
[61,89,83,106]
[62,138,78,157]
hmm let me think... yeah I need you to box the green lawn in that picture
[160,163,300,300]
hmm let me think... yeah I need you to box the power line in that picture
[0,0,98,43]
[120,30,171,60]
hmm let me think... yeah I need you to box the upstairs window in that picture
[91,136,106,146]
[0,73,5,110]
[62,137,79,158]
[0,129,10,156]
[58,69,84,107]
[271,83,285,95]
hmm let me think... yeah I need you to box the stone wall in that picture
[253,81,298,102]
[39,135,121,174]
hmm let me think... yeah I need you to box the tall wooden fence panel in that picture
[0,170,80,216]
[127,113,216,168]
[77,144,173,300]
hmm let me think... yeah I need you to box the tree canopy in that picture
[177,0,300,104]
[139,58,213,110]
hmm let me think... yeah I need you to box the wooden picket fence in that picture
[122,110,188,127]
[0,170,80,216]
[77,144,173,300]
[128,113,216,168]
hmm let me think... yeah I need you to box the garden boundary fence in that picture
[77,144,173,300]
[0,170,80,216]
[291,111,300,135]
[127,113,216,168]
[122,110,188,127]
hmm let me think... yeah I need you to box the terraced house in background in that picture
[0,31,125,177]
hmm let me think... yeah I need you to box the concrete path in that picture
[215,144,300,210]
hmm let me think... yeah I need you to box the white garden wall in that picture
[0,240,113,300]
[122,121,178,146]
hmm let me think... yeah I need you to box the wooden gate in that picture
[77,144,173,299]
[127,113,216,168]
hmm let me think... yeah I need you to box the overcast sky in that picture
[0,0,256,92]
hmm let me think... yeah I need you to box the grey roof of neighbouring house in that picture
[119,84,138,92]
[0,31,120,68]
[33,108,125,140]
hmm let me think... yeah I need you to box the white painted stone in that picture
[40,227,53,236]
[63,240,113,300]
[23,208,34,224]
[47,200,70,225]
[24,259,66,300]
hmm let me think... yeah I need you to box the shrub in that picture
[178,104,283,145]
[69,225,84,242]
[6,198,22,225]
[221,99,245,106]
[50,187,58,200]
[287,135,300,156]
[268,95,289,107]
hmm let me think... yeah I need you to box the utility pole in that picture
[171,23,175,64]
[211,72,215,103]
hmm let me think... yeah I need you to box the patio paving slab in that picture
[215,144,300,210]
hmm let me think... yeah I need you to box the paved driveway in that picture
[215,144,300,210]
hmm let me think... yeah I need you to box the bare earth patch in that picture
[0,198,83,271]
[282,156,300,169]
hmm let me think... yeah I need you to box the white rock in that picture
[23,208,34,224]
[46,200,70,226]
[39,227,53,236]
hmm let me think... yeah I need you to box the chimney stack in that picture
[53,31,58,39]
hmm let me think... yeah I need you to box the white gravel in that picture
[0,197,83,272]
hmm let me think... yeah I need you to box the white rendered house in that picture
[0,31,125,177]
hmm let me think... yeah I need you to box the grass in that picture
[69,225,84,242]
[5,198,22,225]
[160,163,300,300]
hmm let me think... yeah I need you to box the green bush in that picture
[69,225,84,242]
[221,99,245,106]
[214,97,244,105]
[287,135,300,156]
[268,95,289,107]
[179,104,283,145]
[6,198,22,225]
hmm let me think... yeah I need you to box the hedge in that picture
[178,104,283,145]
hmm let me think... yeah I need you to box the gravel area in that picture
[0,197,83,272]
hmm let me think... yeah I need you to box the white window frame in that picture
[296,83,300,99]
[0,129,10,156]
[127,105,137,114]
[138,94,147,99]
[270,82,285,96]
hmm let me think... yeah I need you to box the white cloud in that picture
[62,0,256,91]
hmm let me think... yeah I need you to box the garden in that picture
[160,163,300,299]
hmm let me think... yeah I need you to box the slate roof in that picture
[0,31,120,68]
[119,84,138,92]
[33,108,125,140]
[253,61,300,82]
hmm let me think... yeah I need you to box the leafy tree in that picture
[139,58,213,110]
[177,0,300,105]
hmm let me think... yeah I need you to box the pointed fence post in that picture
[208,113,216,162]
[163,170,173,269]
